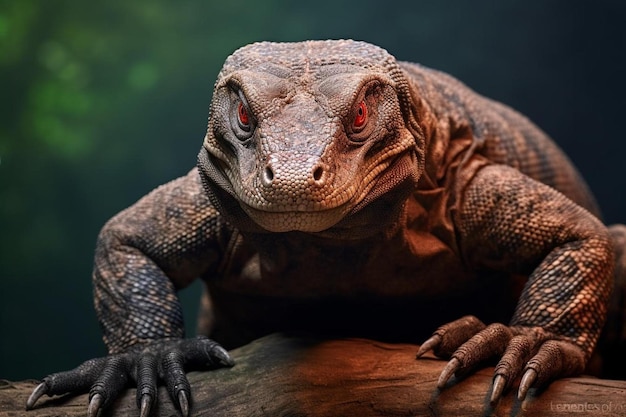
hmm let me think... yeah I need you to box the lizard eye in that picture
[353,101,368,130]
[237,101,251,131]
[230,91,255,141]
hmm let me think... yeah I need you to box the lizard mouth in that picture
[238,203,352,233]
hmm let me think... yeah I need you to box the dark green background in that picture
[1,0,624,381]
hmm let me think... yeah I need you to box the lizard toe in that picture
[25,337,233,415]
[157,337,234,416]
[517,339,585,400]
[416,315,486,358]
[25,357,107,410]
[135,352,157,417]
[490,334,536,404]
[436,323,513,388]
[179,335,236,368]
[161,349,191,415]
[88,354,132,411]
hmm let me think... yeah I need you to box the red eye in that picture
[237,101,250,127]
[353,101,368,129]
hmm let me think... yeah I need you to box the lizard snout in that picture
[259,152,330,203]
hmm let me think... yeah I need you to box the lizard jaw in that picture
[238,203,350,233]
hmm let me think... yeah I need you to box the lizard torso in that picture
[204,213,521,348]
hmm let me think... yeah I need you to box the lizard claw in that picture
[212,344,236,366]
[139,394,153,417]
[517,368,537,400]
[415,335,441,358]
[490,374,507,404]
[178,390,190,417]
[88,393,104,417]
[25,382,48,410]
[437,357,461,389]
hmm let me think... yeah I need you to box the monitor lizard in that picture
[26,39,626,417]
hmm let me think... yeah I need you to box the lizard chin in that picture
[239,204,349,233]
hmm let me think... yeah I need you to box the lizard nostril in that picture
[263,165,275,185]
[312,166,324,183]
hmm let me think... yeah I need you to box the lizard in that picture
[25,39,626,417]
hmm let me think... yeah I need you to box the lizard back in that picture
[399,61,601,217]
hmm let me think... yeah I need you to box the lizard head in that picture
[198,40,426,235]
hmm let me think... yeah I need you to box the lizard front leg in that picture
[26,169,235,416]
[27,337,232,417]
[417,164,613,403]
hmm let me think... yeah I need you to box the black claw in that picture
[88,393,104,417]
[139,394,152,417]
[178,390,190,417]
[25,382,48,410]
[212,345,235,367]
[437,357,460,389]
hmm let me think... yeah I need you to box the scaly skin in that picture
[27,40,625,416]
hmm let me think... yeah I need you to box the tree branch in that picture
[2,333,625,417]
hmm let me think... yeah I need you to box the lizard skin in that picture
[26,40,626,416]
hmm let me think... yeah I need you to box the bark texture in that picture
[2,334,625,417]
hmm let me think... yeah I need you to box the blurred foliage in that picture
[0,0,624,380]
[0,0,272,379]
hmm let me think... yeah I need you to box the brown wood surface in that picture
[2,333,625,417]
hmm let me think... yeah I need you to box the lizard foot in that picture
[26,336,234,417]
[416,315,585,404]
